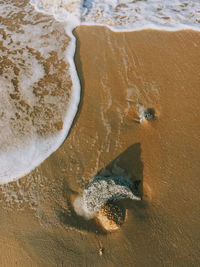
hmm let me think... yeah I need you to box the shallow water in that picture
[0,26,200,266]
[0,0,200,182]
[0,8,200,266]
[0,0,79,182]
[32,0,200,31]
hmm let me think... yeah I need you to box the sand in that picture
[0,26,200,266]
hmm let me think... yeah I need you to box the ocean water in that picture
[31,0,200,30]
[0,0,199,183]
[0,0,80,183]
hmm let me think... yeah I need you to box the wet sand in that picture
[0,26,200,266]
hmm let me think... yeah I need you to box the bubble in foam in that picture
[74,175,140,219]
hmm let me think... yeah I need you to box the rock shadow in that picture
[97,143,150,220]
[98,143,143,198]
[58,143,144,233]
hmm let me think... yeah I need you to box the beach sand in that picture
[0,26,200,266]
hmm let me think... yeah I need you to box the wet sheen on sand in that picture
[0,26,200,266]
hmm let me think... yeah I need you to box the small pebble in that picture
[99,247,104,256]
[143,108,155,120]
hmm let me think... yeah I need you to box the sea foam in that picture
[0,0,80,183]
[31,0,200,31]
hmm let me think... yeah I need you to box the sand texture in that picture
[0,26,200,266]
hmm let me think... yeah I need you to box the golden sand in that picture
[0,26,200,266]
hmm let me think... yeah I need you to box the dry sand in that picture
[0,26,200,266]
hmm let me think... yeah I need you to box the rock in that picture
[82,175,140,217]
[96,203,127,232]
[98,247,104,256]
[143,108,155,120]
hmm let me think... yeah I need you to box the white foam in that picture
[73,196,94,219]
[73,175,141,219]
[31,0,200,31]
[82,0,200,31]
[0,1,81,183]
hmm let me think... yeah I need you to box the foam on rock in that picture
[73,175,140,227]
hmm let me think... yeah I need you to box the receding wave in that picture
[0,0,80,183]
[1,0,200,183]
[31,0,200,31]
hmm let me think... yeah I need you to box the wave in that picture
[1,0,199,183]
[31,0,200,31]
[0,0,80,183]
